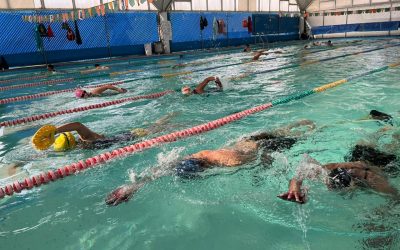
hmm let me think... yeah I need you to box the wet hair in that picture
[47,64,54,70]
[369,110,393,125]
[245,44,250,47]
[348,144,396,167]
[249,133,297,151]
[94,64,100,67]
[328,168,352,189]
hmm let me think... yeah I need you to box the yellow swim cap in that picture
[53,132,76,152]
[32,125,57,150]
[131,128,150,137]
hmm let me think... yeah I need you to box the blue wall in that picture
[0,11,159,67]
[0,10,299,67]
[170,12,299,51]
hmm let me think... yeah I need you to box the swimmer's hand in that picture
[119,88,128,93]
[277,178,306,204]
[105,183,142,206]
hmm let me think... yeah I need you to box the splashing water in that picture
[129,147,185,183]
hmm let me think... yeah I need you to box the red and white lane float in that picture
[0,90,174,128]
[0,81,125,105]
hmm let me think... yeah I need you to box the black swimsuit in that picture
[89,132,137,149]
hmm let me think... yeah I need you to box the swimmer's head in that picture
[47,64,55,71]
[54,132,76,152]
[175,158,205,179]
[327,168,352,189]
[369,110,393,125]
[131,128,150,137]
[75,89,89,98]
[327,40,333,46]
[181,86,191,95]
[94,64,100,68]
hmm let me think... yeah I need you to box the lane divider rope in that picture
[0,81,126,105]
[0,90,174,128]
[0,62,397,198]
[0,74,47,84]
[0,78,74,92]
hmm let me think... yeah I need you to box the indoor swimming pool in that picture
[0,38,400,249]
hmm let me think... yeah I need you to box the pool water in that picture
[0,38,400,249]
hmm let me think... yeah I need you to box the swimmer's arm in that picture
[195,76,218,93]
[274,119,316,137]
[56,122,104,141]
[91,85,126,95]
[278,157,325,203]
[147,112,179,134]
[105,165,172,206]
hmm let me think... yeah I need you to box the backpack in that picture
[67,28,75,41]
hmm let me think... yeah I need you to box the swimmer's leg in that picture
[348,145,397,173]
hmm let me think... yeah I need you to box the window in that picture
[222,0,235,11]
[44,0,73,9]
[208,0,222,11]
[192,0,207,10]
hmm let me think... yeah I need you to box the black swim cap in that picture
[328,168,352,189]
[369,110,393,125]
[348,144,396,167]
[175,158,205,179]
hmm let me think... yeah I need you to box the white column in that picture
[159,12,171,54]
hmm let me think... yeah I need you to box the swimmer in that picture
[326,40,333,46]
[278,144,399,204]
[47,64,56,72]
[94,64,109,70]
[105,120,316,205]
[32,113,177,151]
[252,51,268,61]
[181,76,223,95]
[368,110,393,125]
[243,44,251,52]
[81,64,110,74]
[75,85,127,98]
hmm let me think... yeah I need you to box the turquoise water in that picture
[0,38,400,249]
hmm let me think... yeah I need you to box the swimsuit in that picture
[88,132,136,149]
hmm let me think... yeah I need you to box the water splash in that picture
[129,147,185,183]
[294,205,311,250]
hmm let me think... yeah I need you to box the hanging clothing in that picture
[247,16,253,33]
[61,21,70,30]
[47,24,54,37]
[0,56,9,70]
[200,16,208,30]
[66,27,75,41]
[34,25,44,51]
[74,20,82,45]
[212,17,218,40]
[217,19,225,34]
[38,23,47,37]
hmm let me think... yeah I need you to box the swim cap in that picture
[327,168,352,189]
[175,158,205,179]
[369,110,393,125]
[54,132,76,151]
[32,124,57,150]
[131,128,150,137]
[75,89,85,98]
